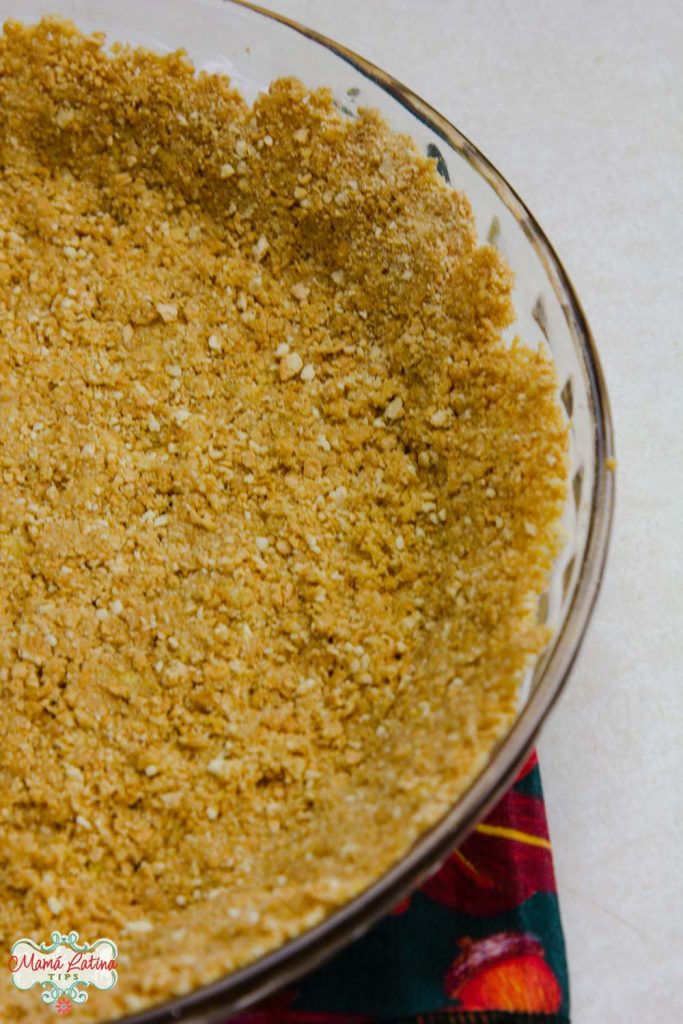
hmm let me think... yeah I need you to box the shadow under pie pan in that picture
[0,0,615,1020]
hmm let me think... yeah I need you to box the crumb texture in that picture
[0,18,568,1021]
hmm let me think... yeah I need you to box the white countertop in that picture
[262,1,683,1018]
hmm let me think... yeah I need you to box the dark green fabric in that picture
[235,755,570,1023]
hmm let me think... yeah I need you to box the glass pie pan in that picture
[1,0,615,1020]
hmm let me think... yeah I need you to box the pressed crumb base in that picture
[0,18,568,1021]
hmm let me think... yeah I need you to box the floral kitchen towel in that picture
[234,752,569,1024]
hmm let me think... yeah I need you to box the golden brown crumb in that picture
[0,18,568,1020]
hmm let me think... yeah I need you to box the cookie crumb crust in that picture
[0,18,568,1020]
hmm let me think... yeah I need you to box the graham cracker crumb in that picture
[0,17,568,1022]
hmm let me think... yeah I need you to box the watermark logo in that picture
[8,931,118,1015]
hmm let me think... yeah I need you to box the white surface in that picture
[260,1,682,1019]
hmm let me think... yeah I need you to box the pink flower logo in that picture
[55,995,73,1016]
